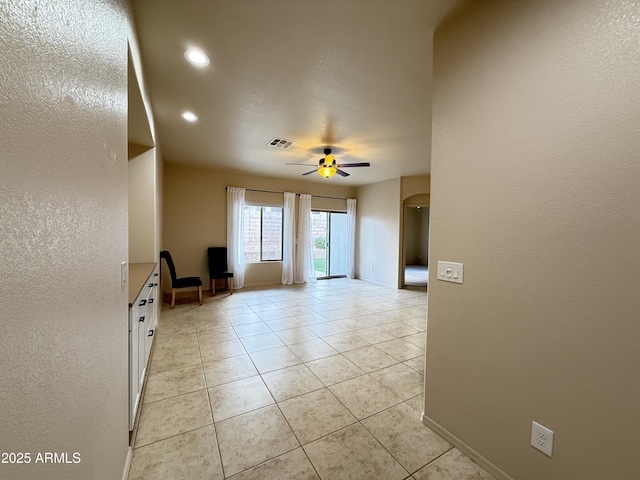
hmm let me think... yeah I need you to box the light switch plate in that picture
[437,261,463,284]
[121,262,128,289]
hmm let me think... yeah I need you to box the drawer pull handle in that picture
[138,299,147,306]
[147,329,154,337]
[148,298,154,304]
[139,316,145,322]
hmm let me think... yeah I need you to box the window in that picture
[243,205,283,262]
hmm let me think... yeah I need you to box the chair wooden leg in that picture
[211,279,216,296]
[230,277,234,294]
[198,286,203,305]
[170,289,176,309]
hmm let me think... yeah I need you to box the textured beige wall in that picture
[426,1,640,479]
[162,163,357,289]
[356,178,401,287]
[404,207,429,267]
[128,22,162,270]
[0,1,129,479]
[401,174,430,199]
[404,207,422,265]
[129,148,157,263]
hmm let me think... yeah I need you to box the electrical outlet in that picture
[531,421,554,457]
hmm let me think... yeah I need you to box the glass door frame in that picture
[311,209,348,280]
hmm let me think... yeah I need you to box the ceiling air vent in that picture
[268,137,295,149]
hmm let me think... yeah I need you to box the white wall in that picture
[426,1,640,479]
[356,178,401,287]
[0,1,130,479]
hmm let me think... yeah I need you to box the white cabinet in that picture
[128,264,158,431]
[144,272,158,366]
[129,300,143,429]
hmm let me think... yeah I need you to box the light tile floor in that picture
[129,278,495,480]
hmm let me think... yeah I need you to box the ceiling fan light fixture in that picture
[287,146,368,178]
[318,165,337,178]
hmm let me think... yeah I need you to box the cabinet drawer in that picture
[144,323,155,366]
[129,320,140,430]
[129,265,159,432]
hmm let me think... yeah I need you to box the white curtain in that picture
[346,198,357,279]
[295,194,316,283]
[281,192,296,284]
[226,187,245,289]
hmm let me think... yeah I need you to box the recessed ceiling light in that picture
[181,111,198,122]
[184,48,210,67]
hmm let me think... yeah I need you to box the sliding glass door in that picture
[328,212,347,276]
[311,211,347,279]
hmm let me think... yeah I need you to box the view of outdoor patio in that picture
[242,207,347,280]
[311,211,347,278]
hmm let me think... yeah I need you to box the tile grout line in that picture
[135,281,429,479]
[196,314,229,479]
[206,389,227,479]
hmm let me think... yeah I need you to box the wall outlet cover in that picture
[531,421,554,457]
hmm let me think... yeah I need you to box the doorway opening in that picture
[403,205,429,288]
[311,211,347,279]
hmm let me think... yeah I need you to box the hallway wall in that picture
[426,1,640,479]
[356,178,401,287]
[0,1,130,478]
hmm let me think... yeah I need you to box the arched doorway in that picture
[403,194,430,288]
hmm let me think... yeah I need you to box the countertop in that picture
[129,262,157,307]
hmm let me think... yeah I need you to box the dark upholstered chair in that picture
[160,250,203,308]
[208,247,234,296]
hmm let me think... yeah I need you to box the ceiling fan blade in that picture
[336,169,350,177]
[286,163,317,166]
[335,162,370,168]
[302,169,318,176]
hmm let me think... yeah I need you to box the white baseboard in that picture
[242,281,280,288]
[121,446,132,480]
[421,413,514,480]
[355,276,397,288]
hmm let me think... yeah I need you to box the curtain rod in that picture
[226,186,349,201]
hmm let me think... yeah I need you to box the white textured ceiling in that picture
[132,0,468,185]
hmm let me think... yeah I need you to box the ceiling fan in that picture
[286,148,370,178]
